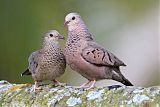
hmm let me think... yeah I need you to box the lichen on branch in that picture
[0,80,159,106]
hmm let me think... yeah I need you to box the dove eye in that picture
[49,34,53,37]
[72,16,75,20]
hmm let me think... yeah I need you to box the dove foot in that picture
[85,80,96,90]
[30,81,42,92]
[76,81,91,89]
[76,80,96,90]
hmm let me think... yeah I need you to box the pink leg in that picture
[76,81,91,88]
[86,80,96,90]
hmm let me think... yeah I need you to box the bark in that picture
[0,80,159,107]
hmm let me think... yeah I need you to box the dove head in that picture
[64,12,87,31]
[43,30,65,45]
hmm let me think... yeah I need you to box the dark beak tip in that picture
[59,36,65,40]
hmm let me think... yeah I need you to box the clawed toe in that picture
[30,85,42,92]
[75,80,96,90]
[30,81,42,92]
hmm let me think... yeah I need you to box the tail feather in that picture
[21,69,31,76]
[121,76,133,86]
[112,67,133,86]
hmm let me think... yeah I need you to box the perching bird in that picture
[64,12,133,89]
[21,30,66,91]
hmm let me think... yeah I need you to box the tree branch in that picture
[0,80,159,106]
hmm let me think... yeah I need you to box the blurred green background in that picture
[0,0,159,87]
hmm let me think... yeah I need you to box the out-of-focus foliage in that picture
[0,0,159,86]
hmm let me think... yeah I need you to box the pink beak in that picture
[64,21,70,27]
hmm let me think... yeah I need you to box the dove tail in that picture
[21,69,31,76]
[121,77,133,86]
[112,67,133,86]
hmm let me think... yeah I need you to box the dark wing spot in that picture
[107,52,112,62]
[102,51,105,61]
[91,49,96,53]
[87,52,90,55]
[85,35,93,40]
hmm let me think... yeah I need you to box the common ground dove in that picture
[21,30,66,91]
[64,13,133,89]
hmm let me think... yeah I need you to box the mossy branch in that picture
[0,80,159,106]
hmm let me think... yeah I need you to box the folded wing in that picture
[81,42,126,67]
